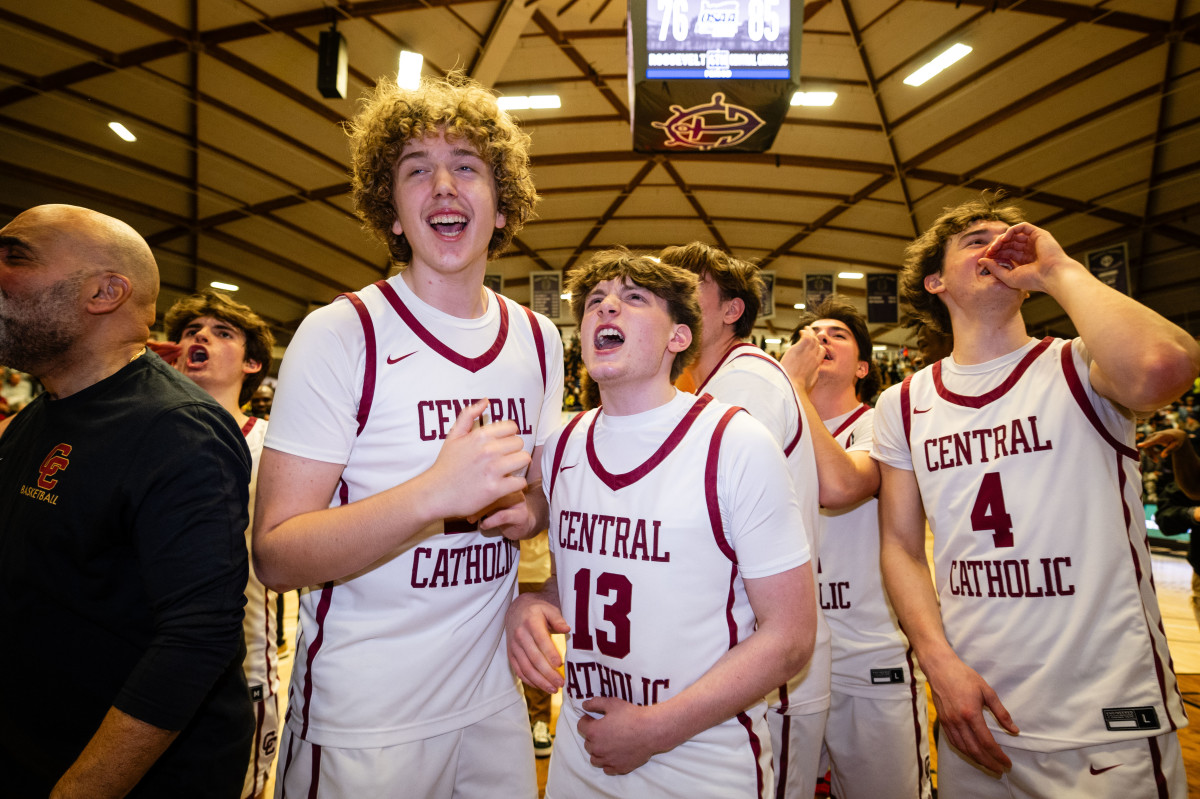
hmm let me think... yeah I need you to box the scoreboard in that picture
[646,0,792,80]
[629,0,804,152]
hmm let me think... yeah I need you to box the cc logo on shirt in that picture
[38,443,72,490]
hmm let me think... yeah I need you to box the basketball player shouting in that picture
[657,241,826,798]
[783,297,931,799]
[507,250,815,797]
[873,193,1199,798]
[254,74,563,797]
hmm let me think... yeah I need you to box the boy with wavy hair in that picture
[256,74,562,797]
[507,249,815,797]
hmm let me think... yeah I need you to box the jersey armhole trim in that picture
[1060,340,1138,460]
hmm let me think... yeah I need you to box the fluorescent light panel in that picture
[765,338,782,344]
[872,344,888,351]
[838,271,864,279]
[108,122,136,142]
[791,91,837,107]
[397,50,423,90]
[210,281,239,291]
[904,43,972,87]
[497,95,561,110]
[793,303,805,310]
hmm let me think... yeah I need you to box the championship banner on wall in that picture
[805,273,832,309]
[1085,242,1130,296]
[866,273,898,324]
[758,269,775,320]
[629,0,804,153]
[483,273,504,294]
[530,272,563,320]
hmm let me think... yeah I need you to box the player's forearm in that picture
[254,470,449,592]
[1045,267,1200,411]
[52,707,178,799]
[879,527,960,686]
[795,390,876,507]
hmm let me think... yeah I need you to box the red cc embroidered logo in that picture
[38,443,72,490]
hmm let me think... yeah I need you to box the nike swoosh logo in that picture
[1089,764,1121,775]
[387,352,417,365]
[559,464,577,474]
[913,407,932,414]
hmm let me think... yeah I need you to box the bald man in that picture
[0,205,255,798]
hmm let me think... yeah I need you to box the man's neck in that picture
[693,330,743,387]
[948,312,1032,365]
[39,340,145,400]
[401,261,488,319]
[809,380,861,422]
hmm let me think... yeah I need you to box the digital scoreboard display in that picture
[646,0,791,79]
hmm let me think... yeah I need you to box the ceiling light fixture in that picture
[793,303,805,310]
[903,43,972,87]
[765,338,782,345]
[838,271,864,279]
[398,50,424,90]
[790,91,837,107]
[210,281,239,291]
[497,95,562,111]
[108,122,136,142]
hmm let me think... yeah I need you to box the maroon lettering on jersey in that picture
[565,659,671,705]
[922,416,1054,472]
[819,580,851,610]
[410,539,516,588]
[947,556,1074,598]
[416,395,535,440]
[556,509,672,562]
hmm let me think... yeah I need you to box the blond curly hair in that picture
[347,72,537,266]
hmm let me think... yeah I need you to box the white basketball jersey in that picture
[818,406,920,699]
[543,392,809,798]
[696,343,829,715]
[873,337,1186,751]
[266,274,563,748]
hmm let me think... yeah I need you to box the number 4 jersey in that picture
[872,336,1186,751]
[542,391,810,798]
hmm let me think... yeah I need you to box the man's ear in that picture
[242,358,263,376]
[722,297,745,327]
[667,323,693,354]
[856,360,869,379]
[85,273,132,315]
[923,272,945,295]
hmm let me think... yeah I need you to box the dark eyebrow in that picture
[0,234,28,249]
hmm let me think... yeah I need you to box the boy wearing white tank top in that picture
[253,74,562,798]
[507,250,816,798]
[782,296,931,799]
[873,192,1198,798]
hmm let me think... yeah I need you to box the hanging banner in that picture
[483,274,504,294]
[805,273,833,309]
[629,0,804,153]
[530,272,563,320]
[866,273,898,324]
[758,269,775,321]
[1085,242,1130,296]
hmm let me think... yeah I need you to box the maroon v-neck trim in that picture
[931,337,1052,408]
[586,394,713,491]
[376,279,509,373]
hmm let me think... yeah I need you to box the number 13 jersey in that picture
[872,336,1186,751]
[542,391,810,798]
